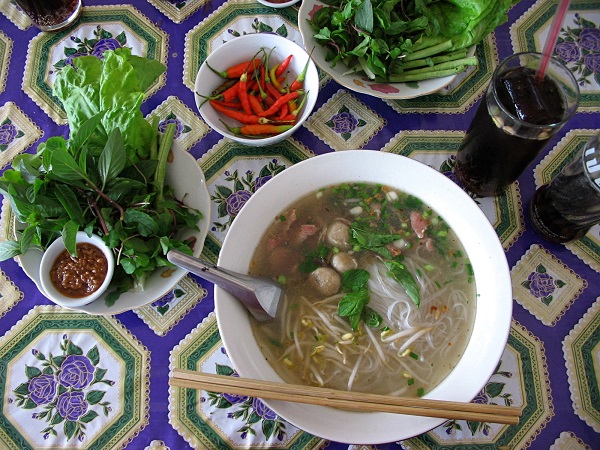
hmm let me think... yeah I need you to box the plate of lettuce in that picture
[299,0,516,99]
[0,49,210,314]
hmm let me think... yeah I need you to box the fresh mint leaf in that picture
[341,268,369,292]
[338,289,369,318]
[363,306,383,328]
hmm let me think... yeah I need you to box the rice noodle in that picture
[250,183,476,397]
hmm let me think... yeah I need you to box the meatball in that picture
[308,267,341,296]
[326,221,351,250]
[331,252,357,273]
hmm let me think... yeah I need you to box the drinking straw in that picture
[536,0,572,82]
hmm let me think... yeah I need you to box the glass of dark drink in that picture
[15,0,82,32]
[453,52,580,197]
[529,131,600,244]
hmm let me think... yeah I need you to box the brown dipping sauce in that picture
[50,243,108,298]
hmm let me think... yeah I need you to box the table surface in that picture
[0,0,599,449]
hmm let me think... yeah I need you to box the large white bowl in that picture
[298,0,474,100]
[195,33,319,146]
[215,150,512,443]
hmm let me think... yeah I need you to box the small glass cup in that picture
[529,131,600,243]
[15,0,82,32]
[453,52,580,197]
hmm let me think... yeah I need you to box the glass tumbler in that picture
[453,52,580,197]
[15,0,82,32]
[529,131,600,244]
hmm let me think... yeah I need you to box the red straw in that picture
[537,0,572,82]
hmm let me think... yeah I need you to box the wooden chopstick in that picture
[170,369,521,425]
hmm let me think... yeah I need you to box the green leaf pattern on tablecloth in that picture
[204,363,288,441]
[210,159,286,233]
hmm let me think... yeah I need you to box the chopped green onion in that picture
[409,351,419,360]
[417,387,425,397]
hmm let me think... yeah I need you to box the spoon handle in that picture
[166,250,279,322]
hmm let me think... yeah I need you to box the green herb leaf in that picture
[0,240,21,262]
[354,0,374,33]
[98,128,127,186]
[385,260,420,306]
[363,306,383,328]
[341,268,369,292]
[62,220,80,256]
[47,142,88,183]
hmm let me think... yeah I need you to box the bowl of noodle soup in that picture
[215,150,512,443]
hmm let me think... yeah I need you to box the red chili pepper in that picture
[206,58,261,78]
[211,99,242,109]
[278,103,289,120]
[259,91,299,117]
[196,80,239,106]
[290,53,312,91]
[238,72,252,115]
[248,94,265,116]
[265,82,282,100]
[228,123,294,136]
[275,54,293,78]
[209,100,268,124]
[211,78,238,96]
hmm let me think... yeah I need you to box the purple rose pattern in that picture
[12,336,114,442]
[158,113,191,139]
[0,119,25,152]
[28,374,57,405]
[521,264,566,306]
[444,360,514,437]
[554,14,600,86]
[57,391,89,421]
[59,355,95,389]
[53,26,128,72]
[204,362,287,441]
[325,105,367,141]
[211,159,287,233]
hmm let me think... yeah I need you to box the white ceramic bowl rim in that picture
[215,150,512,444]
[256,0,301,8]
[39,231,115,308]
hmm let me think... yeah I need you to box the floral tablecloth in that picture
[0,0,599,449]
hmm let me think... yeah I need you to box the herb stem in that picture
[154,122,176,210]
[403,40,453,62]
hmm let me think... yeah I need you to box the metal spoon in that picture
[166,249,281,322]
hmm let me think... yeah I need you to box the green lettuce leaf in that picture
[53,48,166,161]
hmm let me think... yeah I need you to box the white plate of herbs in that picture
[0,49,210,315]
[298,0,512,99]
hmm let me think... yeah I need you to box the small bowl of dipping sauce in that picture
[39,232,115,308]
